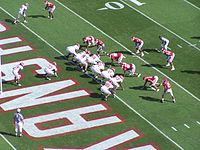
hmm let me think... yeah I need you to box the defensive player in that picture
[159,36,169,52]
[82,36,95,47]
[65,43,80,60]
[108,52,125,65]
[95,38,106,54]
[13,108,24,137]
[44,62,58,80]
[162,48,175,71]
[44,0,56,19]
[110,75,124,91]
[100,80,115,101]
[131,36,144,57]
[14,3,29,24]
[143,76,160,92]
[12,62,24,86]
[121,62,141,77]
[161,78,175,103]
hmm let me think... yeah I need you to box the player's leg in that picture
[18,122,23,137]
[161,90,167,103]
[15,123,18,136]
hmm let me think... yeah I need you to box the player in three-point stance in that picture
[131,36,144,57]
[95,38,106,54]
[162,48,175,71]
[100,80,115,101]
[14,3,29,24]
[44,62,58,80]
[108,52,125,65]
[143,76,160,92]
[110,75,124,91]
[44,0,56,19]
[161,78,175,103]
[65,43,80,60]
[121,62,141,77]
[82,36,95,47]
[13,108,24,137]
[12,62,24,86]
[159,36,169,52]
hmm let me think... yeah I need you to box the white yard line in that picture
[53,0,200,103]
[120,0,200,52]
[196,121,200,125]
[184,0,200,11]
[184,124,190,129]
[0,134,17,150]
[0,6,184,150]
[171,127,178,132]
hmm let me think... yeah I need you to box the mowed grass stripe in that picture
[54,0,200,102]
[0,6,184,150]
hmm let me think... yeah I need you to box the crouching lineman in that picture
[44,62,58,80]
[131,36,144,57]
[159,36,169,52]
[143,76,160,92]
[100,80,115,101]
[100,67,115,81]
[108,52,125,65]
[110,75,124,91]
[91,62,105,79]
[65,43,80,60]
[121,62,141,77]
[82,36,95,47]
[161,78,175,103]
[12,62,24,86]
[162,48,175,71]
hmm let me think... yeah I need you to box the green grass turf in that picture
[0,0,200,149]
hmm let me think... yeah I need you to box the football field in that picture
[0,0,200,149]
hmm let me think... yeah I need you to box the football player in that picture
[82,36,95,47]
[100,67,115,81]
[161,78,175,103]
[91,62,105,79]
[12,62,24,86]
[44,0,56,19]
[44,62,58,80]
[110,75,124,91]
[131,36,144,57]
[108,52,125,65]
[143,76,160,92]
[65,43,80,60]
[121,62,141,77]
[100,80,115,101]
[162,48,175,71]
[14,3,29,24]
[159,36,169,52]
[95,38,106,54]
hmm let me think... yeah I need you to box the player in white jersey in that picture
[44,62,58,80]
[110,75,124,91]
[91,62,105,79]
[12,62,24,86]
[14,3,29,24]
[100,68,115,80]
[87,54,101,65]
[65,44,80,60]
[159,36,169,52]
[13,108,24,137]
[100,80,115,101]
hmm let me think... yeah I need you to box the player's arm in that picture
[52,69,58,77]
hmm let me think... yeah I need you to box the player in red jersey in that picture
[161,78,175,103]
[95,38,106,54]
[121,62,141,77]
[108,52,125,65]
[162,48,175,71]
[82,36,95,47]
[143,76,160,92]
[131,36,144,57]
[44,0,56,19]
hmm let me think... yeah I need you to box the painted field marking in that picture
[144,51,149,54]
[120,0,200,52]
[177,44,182,48]
[53,0,200,103]
[171,127,178,132]
[184,0,200,11]
[0,6,184,150]
[0,134,17,150]
[184,124,190,129]
[196,121,200,125]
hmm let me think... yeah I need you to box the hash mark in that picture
[184,124,190,128]
[177,44,182,48]
[196,121,200,125]
[171,127,177,131]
